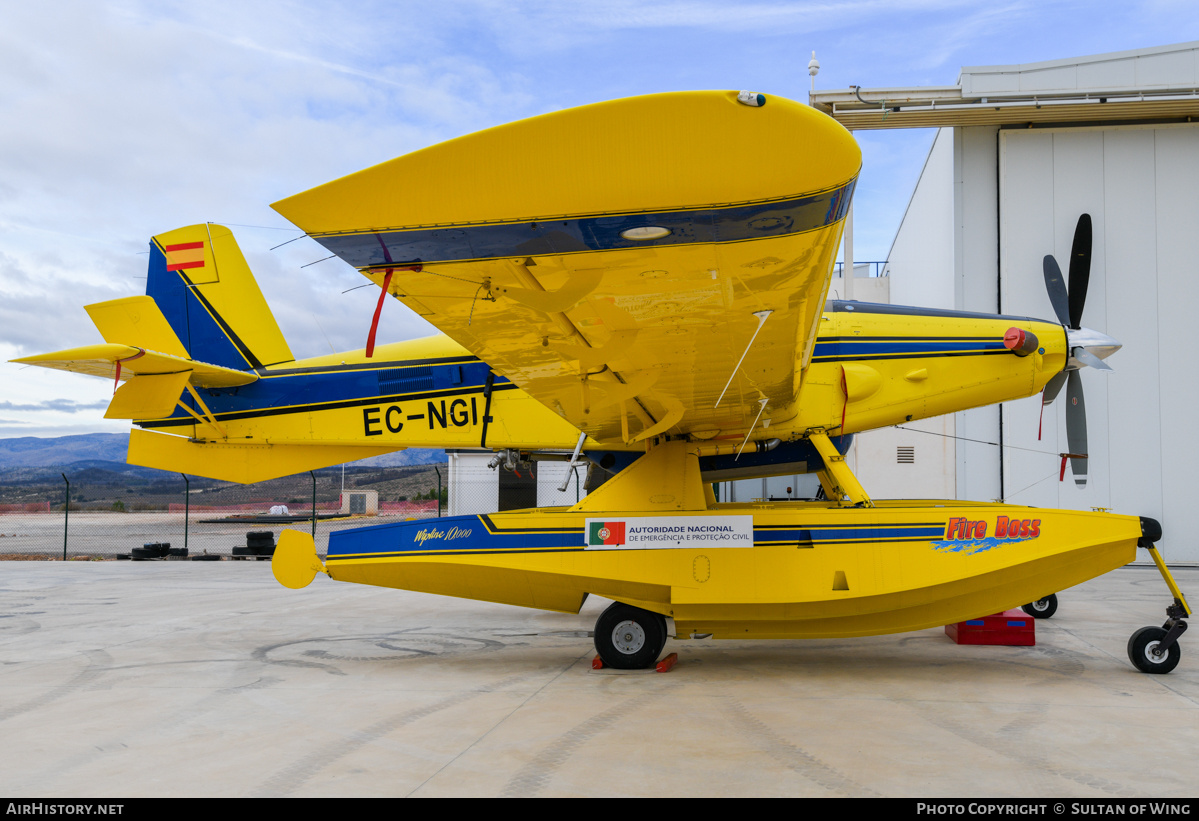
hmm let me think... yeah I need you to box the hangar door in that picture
[997,124,1199,563]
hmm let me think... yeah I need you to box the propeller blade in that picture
[1067,214,1092,329]
[1072,346,1112,371]
[1042,371,1068,404]
[1043,255,1071,326]
[1065,369,1088,488]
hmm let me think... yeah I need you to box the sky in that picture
[2,0,1198,438]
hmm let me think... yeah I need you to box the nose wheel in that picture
[1129,520,1189,674]
[594,602,668,670]
[1128,624,1183,674]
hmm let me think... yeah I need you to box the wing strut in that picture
[180,384,228,439]
[735,398,770,459]
[714,310,773,409]
[557,431,588,493]
[808,430,872,507]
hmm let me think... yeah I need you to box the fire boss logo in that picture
[944,516,1041,541]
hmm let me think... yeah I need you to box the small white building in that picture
[340,490,379,516]
[447,450,586,516]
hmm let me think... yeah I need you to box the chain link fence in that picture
[0,463,451,561]
[0,454,794,561]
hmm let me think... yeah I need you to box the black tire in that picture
[1127,626,1181,674]
[1022,593,1058,619]
[594,603,667,670]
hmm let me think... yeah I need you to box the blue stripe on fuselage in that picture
[144,332,1002,426]
[145,357,505,425]
[811,337,1008,362]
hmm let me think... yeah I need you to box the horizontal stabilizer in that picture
[85,296,189,358]
[13,344,257,389]
[105,371,191,420]
[128,429,401,484]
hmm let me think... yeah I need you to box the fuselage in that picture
[133,300,1068,480]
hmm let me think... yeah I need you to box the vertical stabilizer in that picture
[147,224,294,370]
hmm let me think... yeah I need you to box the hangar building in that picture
[812,41,1199,563]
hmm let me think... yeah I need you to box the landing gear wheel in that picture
[1022,594,1058,619]
[1127,626,1181,674]
[594,603,667,670]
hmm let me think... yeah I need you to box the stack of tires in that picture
[232,531,276,560]
[126,543,188,561]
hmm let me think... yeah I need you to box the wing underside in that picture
[274,91,861,445]
[362,212,847,445]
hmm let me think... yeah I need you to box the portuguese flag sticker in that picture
[587,520,626,546]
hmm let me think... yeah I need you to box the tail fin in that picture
[11,223,279,419]
[147,224,294,370]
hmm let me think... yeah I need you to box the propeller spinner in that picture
[1040,214,1121,488]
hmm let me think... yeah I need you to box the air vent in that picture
[897,446,915,464]
[378,366,433,396]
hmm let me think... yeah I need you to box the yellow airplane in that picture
[16,91,1189,673]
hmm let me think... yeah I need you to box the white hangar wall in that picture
[836,42,1199,563]
[851,128,958,501]
[952,125,1006,507]
[993,124,1199,537]
[888,121,1199,562]
[885,128,956,311]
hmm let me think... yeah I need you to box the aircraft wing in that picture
[274,91,860,445]
[360,234,843,444]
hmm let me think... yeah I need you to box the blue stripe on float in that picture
[310,180,857,268]
[755,526,945,543]
[326,515,951,560]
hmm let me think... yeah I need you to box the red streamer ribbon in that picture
[365,269,394,359]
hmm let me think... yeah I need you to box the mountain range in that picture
[0,433,445,469]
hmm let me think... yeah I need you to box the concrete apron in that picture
[0,562,1196,798]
